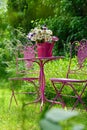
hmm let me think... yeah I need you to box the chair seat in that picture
[50,78,87,83]
[9,77,38,81]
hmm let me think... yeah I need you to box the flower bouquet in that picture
[27,25,58,43]
[27,25,59,57]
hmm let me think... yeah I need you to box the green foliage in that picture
[43,15,87,55]
[40,108,84,130]
[69,16,87,40]
[0,0,12,78]
[7,0,54,31]
[53,0,87,16]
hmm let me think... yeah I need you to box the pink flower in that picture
[52,36,59,42]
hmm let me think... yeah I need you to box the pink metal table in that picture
[18,56,64,110]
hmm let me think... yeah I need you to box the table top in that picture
[18,56,64,61]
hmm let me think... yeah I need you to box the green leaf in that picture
[40,119,62,130]
[73,125,85,130]
[45,108,78,122]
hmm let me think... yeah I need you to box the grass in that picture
[0,88,40,130]
[0,87,87,130]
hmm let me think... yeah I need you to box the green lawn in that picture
[0,86,87,130]
[0,88,40,130]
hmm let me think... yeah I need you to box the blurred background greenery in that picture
[0,1,87,129]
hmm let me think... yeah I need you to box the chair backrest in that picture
[66,39,87,79]
[15,42,36,74]
[23,44,35,68]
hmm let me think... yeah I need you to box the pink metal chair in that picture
[50,39,87,110]
[9,42,39,108]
